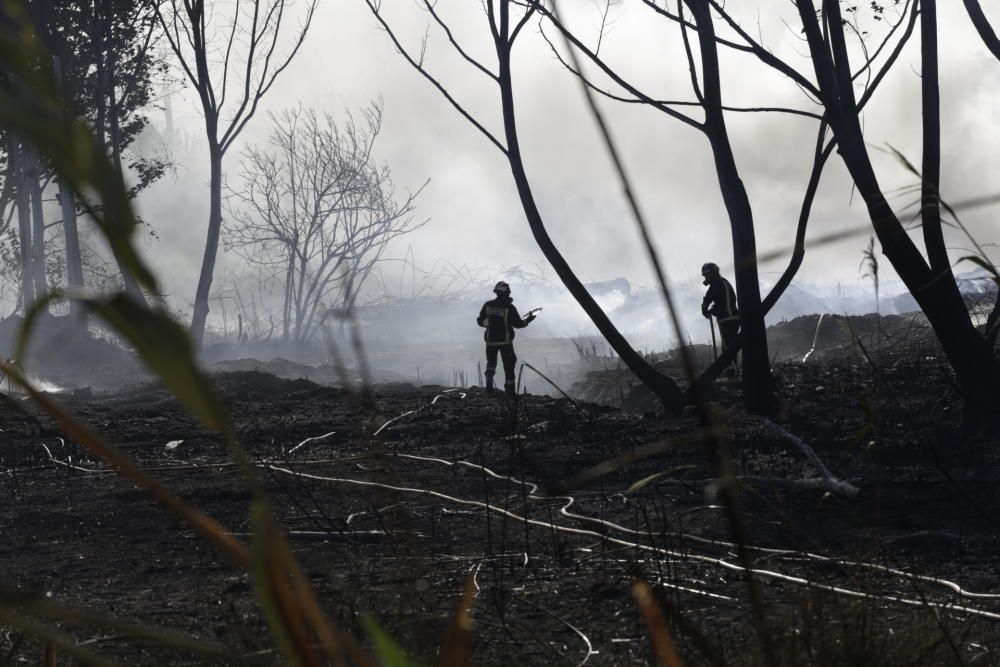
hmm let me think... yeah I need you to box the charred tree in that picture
[962,0,1000,61]
[682,0,773,413]
[52,56,85,322]
[154,0,316,346]
[793,0,1000,424]
[367,0,686,411]
[25,147,48,305]
[9,137,35,312]
[227,105,423,344]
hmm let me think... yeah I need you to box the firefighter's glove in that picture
[527,313,536,323]
[701,307,711,319]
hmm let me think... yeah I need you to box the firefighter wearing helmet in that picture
[476,281,537,395]
[700,262,740,376]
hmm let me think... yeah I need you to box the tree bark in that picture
[794,0,1000,424]
[686,0,773,414]
[58,179,85,322]
[26,150,49,306]
[920,0,951,279]
[282,247,295,342]
[986,288,1000,350]
[495,32,683,412]
[190,140,223,345]
[11,138,35,313]
[51,55,86,324]
[962,0,1000,61]
[108,51,148,306]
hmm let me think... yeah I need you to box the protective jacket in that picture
[477,296,533,345]
[702,277,739,323]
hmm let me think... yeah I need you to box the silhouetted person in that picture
[477,281,536,396]
[701,262,740,377]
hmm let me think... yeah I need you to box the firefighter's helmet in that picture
[493,281,511,295]
[701,262,720,285]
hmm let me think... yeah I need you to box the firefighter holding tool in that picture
[476,281,539,396]
[701,262,740,377]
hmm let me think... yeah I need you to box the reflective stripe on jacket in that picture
[702,277,739,323]
[477,297,530,345]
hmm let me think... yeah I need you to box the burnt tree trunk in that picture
[962,0,1000,61]
[986,289,1000,350]
[494,13,683,412]
[686,0,774,414]
[795,0,1000,424]
[920,0,952,281]
[190,139,223,346]
[26,150,49,306]
[11,138,35,313]
[57,180,84,316]
[52,56,86,323]
[107,50,148,306]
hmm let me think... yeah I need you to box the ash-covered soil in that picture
[1,354,999,665]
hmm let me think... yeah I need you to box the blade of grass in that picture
[0,586,248,663]
[0,360,251,570]
[16,292,228,434]
[361,615,426,667]
[16,290,262,493]
[632,580,686,667]
[251,501,322,667]
[434,573,476,667]
[0,608,115,667]
[272,506,373,667]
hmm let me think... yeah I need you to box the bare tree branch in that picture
[364,0,508,154]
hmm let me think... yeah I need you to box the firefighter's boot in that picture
[504,382,516,397]
[485,373,495,393]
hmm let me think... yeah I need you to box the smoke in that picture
[120,0,1000,345]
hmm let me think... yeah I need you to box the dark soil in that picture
[1,352,999,665]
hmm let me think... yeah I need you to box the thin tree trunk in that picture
[794,0,1000,424]
[961,0,1000,61]
[52,55,86,324]
[108,75,148,305]
[11,138,35,313]
[495,38,683,411]
[920,0,950,279]
[282,246,295,342]
[190,141,223,346]
[26,150,49,306]
[294,251,309,343]
[58,180,85,321]
[687,0,773,414]
[986,288,1000,350]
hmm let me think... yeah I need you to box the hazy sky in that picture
[135,0,1000,315]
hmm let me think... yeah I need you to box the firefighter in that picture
[477,281,536,396]
[701,262,740,376]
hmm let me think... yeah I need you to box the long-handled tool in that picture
[709,317,718,361]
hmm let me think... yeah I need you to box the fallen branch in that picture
[761,420,860,499]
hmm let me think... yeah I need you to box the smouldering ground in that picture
[1,360,999,665]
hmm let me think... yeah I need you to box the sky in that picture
[132,0,1000,323]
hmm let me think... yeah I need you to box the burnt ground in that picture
[1,347,1000,665]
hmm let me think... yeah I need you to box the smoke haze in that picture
[126,0,1000,347]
